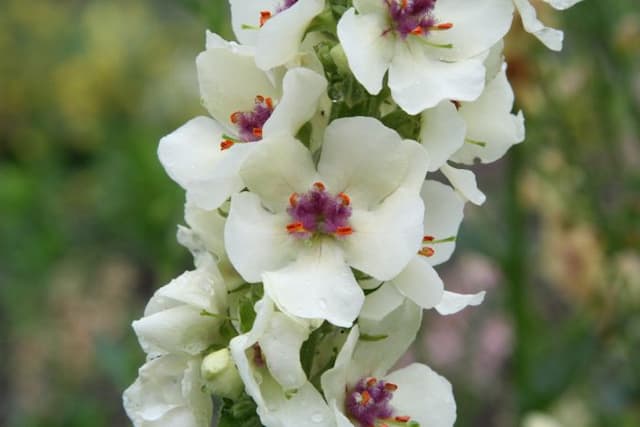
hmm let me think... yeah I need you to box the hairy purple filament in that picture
[346,378,397,427]
[287,183,352,239]
[385,0,437,38]
[230,96,274,142]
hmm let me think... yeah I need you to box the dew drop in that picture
[311,412,324,423]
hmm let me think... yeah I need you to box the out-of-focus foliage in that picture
[0,0,637,427]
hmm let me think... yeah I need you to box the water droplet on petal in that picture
[311,413,324,423]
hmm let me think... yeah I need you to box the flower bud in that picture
[201,348,243,399]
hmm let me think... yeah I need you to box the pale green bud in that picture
[201,348,243,399]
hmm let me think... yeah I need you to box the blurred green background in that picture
[0,1,638,426]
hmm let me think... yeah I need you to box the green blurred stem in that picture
[504,143,531,416]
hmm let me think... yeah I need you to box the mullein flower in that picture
[224,117,429,327]
[337,0,514,114]
[159,33,327,211]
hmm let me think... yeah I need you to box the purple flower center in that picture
[346,377,412,427]
[277,0,299,13]
[384,0,450,38]
[229,95,274,144]
[286,182,353,239]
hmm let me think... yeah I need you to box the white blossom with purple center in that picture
[224,116,429,327]
[337,0,514,114]
[158,32,327,210]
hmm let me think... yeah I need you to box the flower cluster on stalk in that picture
[123,0,584,426]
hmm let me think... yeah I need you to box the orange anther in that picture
[265,97,274,109]
[252,127,263,138]
[312,181,325,191]
[220,139,235,150]
[435,22,454,30]
[395,415,411,422]
[259,11,272,27]
[286,222,305,233]
[338,192,351,206]
[423,235,435,242]
[419,247,435,257]
[360,390,371,406]
[384,382,398,391]
[289,192,299,207]
[366,377,378,387]
[255,95,265,103]
[410,26,424,35]
[401,0,407,8]
[230,112,242,124]
[335,226,353,236]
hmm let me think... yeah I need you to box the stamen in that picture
[433,22,453,30]
[230,112,241,124]
[423,235,435,242]
[419,247,435,257]
[338,192,351,206]
[286,222,306,233]
[384,382,398,391]
[335,226,353,236]
[367,377,378,387]
[312,181,326,191]
[360,390,371,406]
[289,192,299,207]
[395,416,411,422]
[265,97,274,109]
[252,127,263,138]
[259,11,272,27]
[220,139,235,150]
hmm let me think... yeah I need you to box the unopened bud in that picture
[201,348,243,399]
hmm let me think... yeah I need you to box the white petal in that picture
[320,326,359,405]
[421,180,466,265]
[360,282,404,321]
[514,0,564,51]
[435,290,486,315]
[440,163,486,205]
[337,8,394,95]
[239,136,317,213]
[452,66,525,164]
[263,240,364,327]
[197,47,278,129]
[318,117,412,209]
[398,139,430,193]
[263,67,327,137]
[183,203,226,258]
[389,40,486,114]
[344,189,424,280]
[158,116,253,210]
[225,192,298,283]
[261,311,311,390]
[255,0,325,70]
[542,0,583,10]
[132,306,219,357]
[420,101,466,172]
[229,0,280,46]
[384,363,456,427]
[391,256,444,309]
[429,0,514,60]
[146,268,220,315]
[124,355,212,427]
[355,299,423,378]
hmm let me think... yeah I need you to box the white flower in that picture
[514,0,583,51]
[230,0,325,70]
[229,296,335,427]
[123,354,212,427]
[158,33,327,210]
[224,117,429,327]
[337,0,514,114]
[321,325,456,427]
[361,180,485,319]
[131,260,226,358]
[418,61,524,205]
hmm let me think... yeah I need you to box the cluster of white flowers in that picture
[124,1,582,426]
